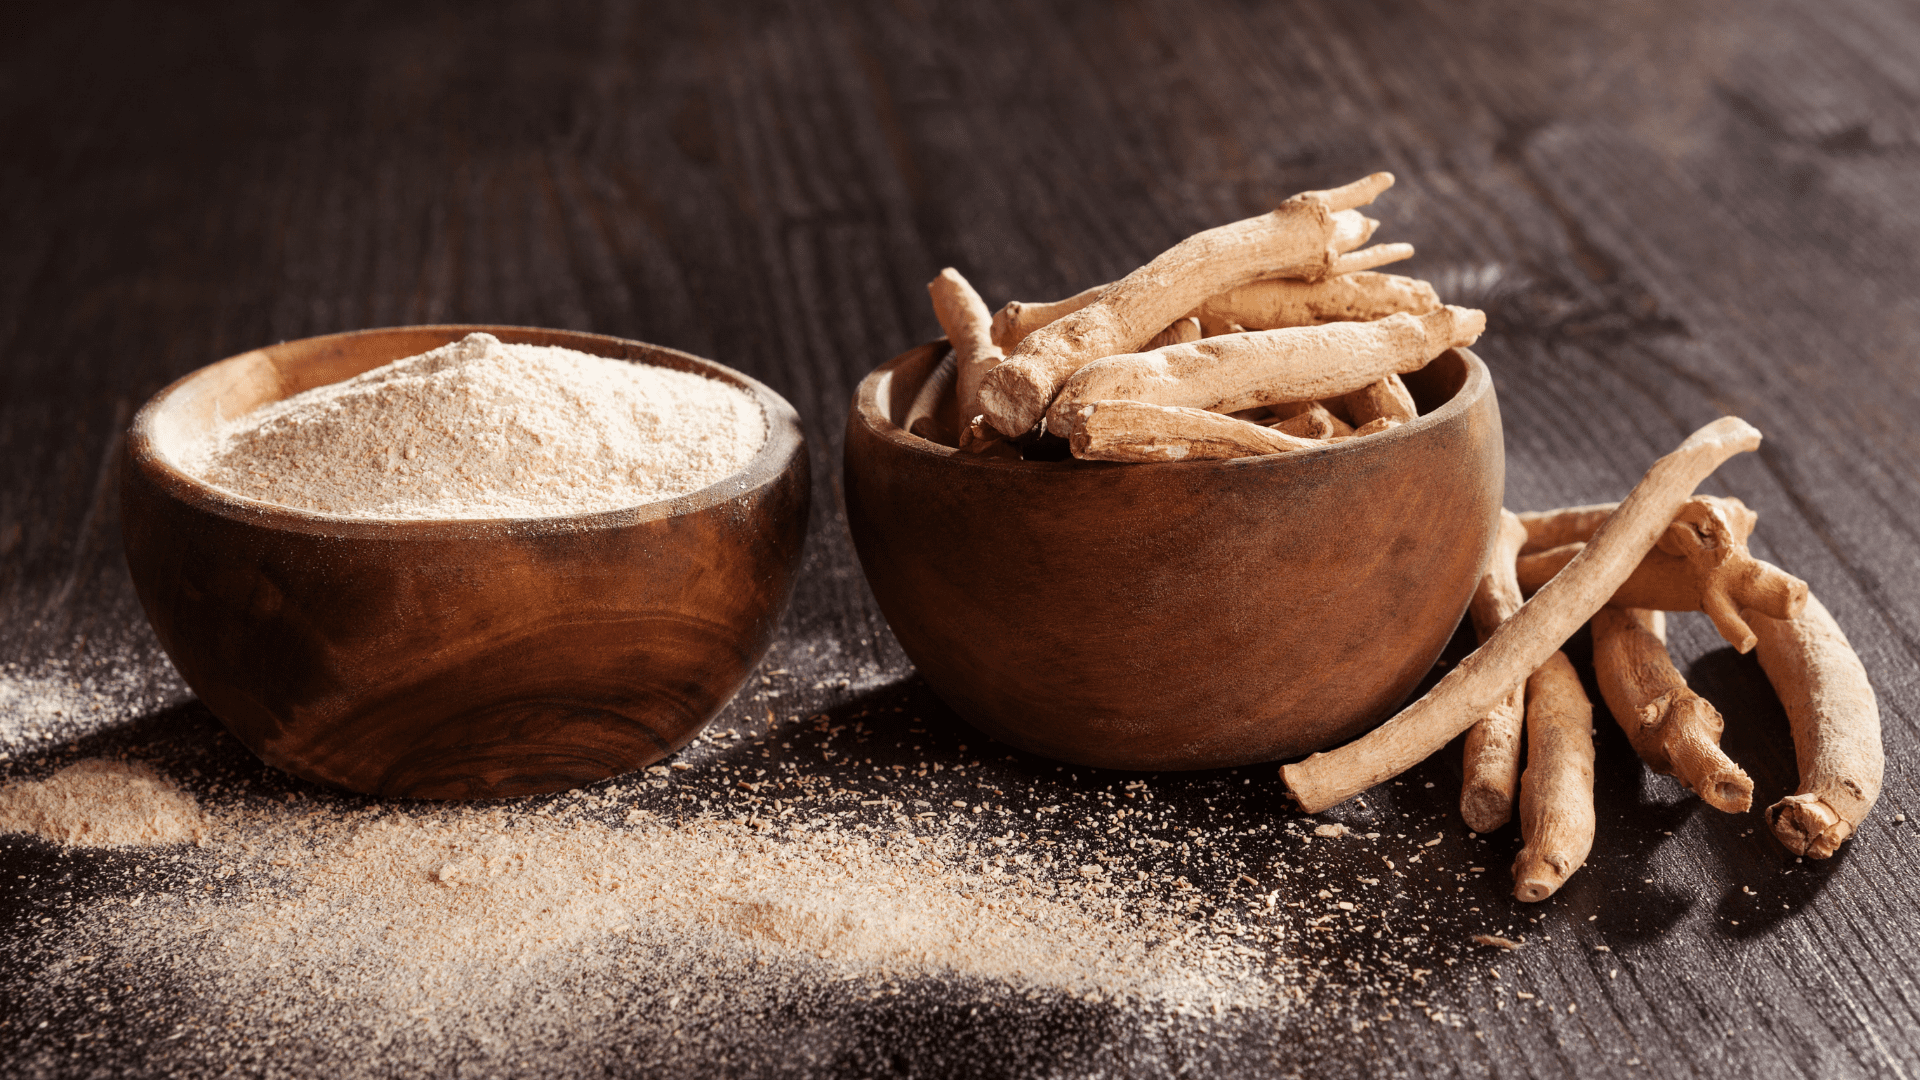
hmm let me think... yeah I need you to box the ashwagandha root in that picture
[1269,400,1351,440]
[1069,400,1321,462]
[979,173,1397,437]
[1340,417,1402,439]
[1517,503,1616,555]
[1189,272,1440,335]
[990,284,1106,352]
[1143,317,1202,351]
[905,352,957,444]
[1748,593,1883,858]
[1342,372,1418,427]
[1591,607,1753,812]
[983,206,1390,349]
[1511,651,1596,902]
[1328,243,1415,276]
[927,268,1005,440]
[1516,497,1807,653]
[1045,305,1483,439]
[1281,416,1763,814]
[1461,510,1529,833]
[1518,495,1757,557]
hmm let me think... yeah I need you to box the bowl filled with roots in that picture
[844,174,1505,771]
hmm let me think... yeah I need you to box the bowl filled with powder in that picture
[120,326,809,798]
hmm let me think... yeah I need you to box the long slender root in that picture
[1748,594,1883,857]
[1512,651,1596,902]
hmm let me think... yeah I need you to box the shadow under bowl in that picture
[844,343,1502,771]
[121,324,810,799]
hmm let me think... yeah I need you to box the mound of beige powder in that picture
[0,757,206,847]
[184,332,766,519]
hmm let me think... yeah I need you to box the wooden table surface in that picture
[5,2,1919,1077]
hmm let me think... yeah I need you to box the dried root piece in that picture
[1069,400,1321,462]
[1281,416,1763,814]
[1517,502,1616,555]
[1269,400,1351,440]
[1046,305,1483,439]
[993,210,1387,352]
[1748,594,1883,857]
[905,352,957,444]
[979,173,1397,437]
[991,284,1107,351]
[1511,651,1596,902]
[1339,417,1402,439]
[1143,317,1202,351]
[1516,499,1808,652]
[927,268,1005,435]
[1341,373,1418,427]
[1327,243,1416,276]
[1591,608,1752,812]
[1189,272,1440,335]
[1461,510,1529,833]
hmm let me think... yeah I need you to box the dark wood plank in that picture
[4,0,1920,1076]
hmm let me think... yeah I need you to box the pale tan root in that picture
[1336,417,1403,439]
[1517,503,1617,555]
[1512,651,1596,902]
[978,173,1396,437]
[1143,317,1202,351]
[1461,510,1529,833]
[1342,373,1418,427]
[1591,608,1753,812]
[927,268,1005,430]
[1331,209,1380,253]
[1516,514,1808,653]
[1280,416,1763,813]
[1188,272,1440,336]
[905,352,957,444]
[990,284,1105,352]
[1748,594,1883,858]
[1069,400,1321,462]
[1269,400,1351,440]
[1045,305,1483,438]
[1002,213,1382,349]
[957,415,1019,457]
[1327,243,1416,275]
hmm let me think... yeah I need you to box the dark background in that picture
[4,1,1920,1077]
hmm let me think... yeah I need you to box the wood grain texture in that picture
[2,0,1920,1076]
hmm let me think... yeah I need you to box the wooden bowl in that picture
[844,344,1503,771]
[121,325,810,799]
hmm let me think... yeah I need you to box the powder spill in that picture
[182,332,766,519]
[0,758,205,847]
[1,660,1539,1078]
[0,653,188,761]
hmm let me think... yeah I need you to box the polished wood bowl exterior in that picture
[121,325,810,799]
[845,344,1503,771]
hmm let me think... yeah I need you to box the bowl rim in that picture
[853,340,1491,472]
[126,323,805,540]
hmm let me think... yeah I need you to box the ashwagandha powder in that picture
[2,761,1288,1077]
[182,332,766,520]
[0,758,206,847]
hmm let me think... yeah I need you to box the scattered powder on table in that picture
[0,757,206,847]
[181,332,766,519]
[193,806,1229,1011]
[7,784,1280,1075]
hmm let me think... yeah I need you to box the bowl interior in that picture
[136,324,795,530]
